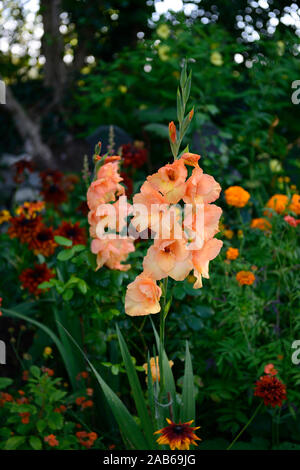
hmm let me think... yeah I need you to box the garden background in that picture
[0,0,300,451]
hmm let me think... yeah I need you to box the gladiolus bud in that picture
[189,108,194,121]
[169,121,177,143]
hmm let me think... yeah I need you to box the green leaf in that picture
[152,322,177,421]
[38,281,53,289]
[116,325,155,448]
[2,308,77,390]
[58,322,148,450]
[0,378,13,390]
[48,412,63,430]
[180,341,195,422]
[4,436,26,450]
[36,420,47,433]
[29,436,42,450]
[57,249,74,261]
[54,236,72,247]
[30,365,41,378]
[63,289,73,301]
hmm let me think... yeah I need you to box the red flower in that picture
[254,375,287,407]
[120,171,133,198]
[40,170,67,206]
[13,159,34,184]
[76,431,98,448]
[284,215,300,227]
[28,225,57,257]
[19,263,54,296]
[55,221,86,246]
[121,142,147,169]
[44,434,59,447]
[8,214,43,244]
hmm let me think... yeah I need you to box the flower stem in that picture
[227,402,263,450]
[159,277,169,395]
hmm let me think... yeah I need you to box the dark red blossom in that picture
[121,142,147,169]
[19,263,54,296]
[55,221,86,246]
[254,375,287,407]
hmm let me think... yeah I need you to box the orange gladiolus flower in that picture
[143,356,174,383]
[180,152,200,167]
[147,159,187,204]
[192,238,223,288]
[143,238,193,281]
[225,186,250,208]
[125,273,162,316]
[184,167,221,205]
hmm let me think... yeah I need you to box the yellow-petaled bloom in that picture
[143,356,173,383]
[44,347,52,356]
[0,210,11,224]
[16,201,45,219]
[236,271,256,286]
[226,247,239,260]
[225,186,250,208]
[154,419,201,450]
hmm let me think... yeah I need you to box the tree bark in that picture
[40,0,67,104]
[5,84,55,167]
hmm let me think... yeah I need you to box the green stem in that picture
[159,277,169,395]
[227,402,263,450]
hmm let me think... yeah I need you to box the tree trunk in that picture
[5,84,55,168]
[40,0,67,104]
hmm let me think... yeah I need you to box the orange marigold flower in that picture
[169,121,177,143]
[251,218,271,231]
[236,271,256,286]
[289,194,300,215]
[265,194,288,214]
[264,364,278,376]
[225,186,250,208]
[226,247,239,260]
[223,229,234,239]
[44,434,59,447]
[28,225,57,257]
[55,221,86,246]
[254,375,286,407]
[19,263,55,296]
[154,418,201,450]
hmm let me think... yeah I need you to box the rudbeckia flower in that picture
[155,419,201,450]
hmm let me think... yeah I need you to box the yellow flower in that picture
[0,210,11,224]
[143,356,173,383]
[270,159,283,173]
[158,45,170,61]
[157,24,170,39]
[226,247,239,260]
[225,186,250,208]
[277,41,285,56]
[237,229,244,239]
[44,347,52,356]
[236,271,256,286]
[210,52,223,66]
[118,85,127,94]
